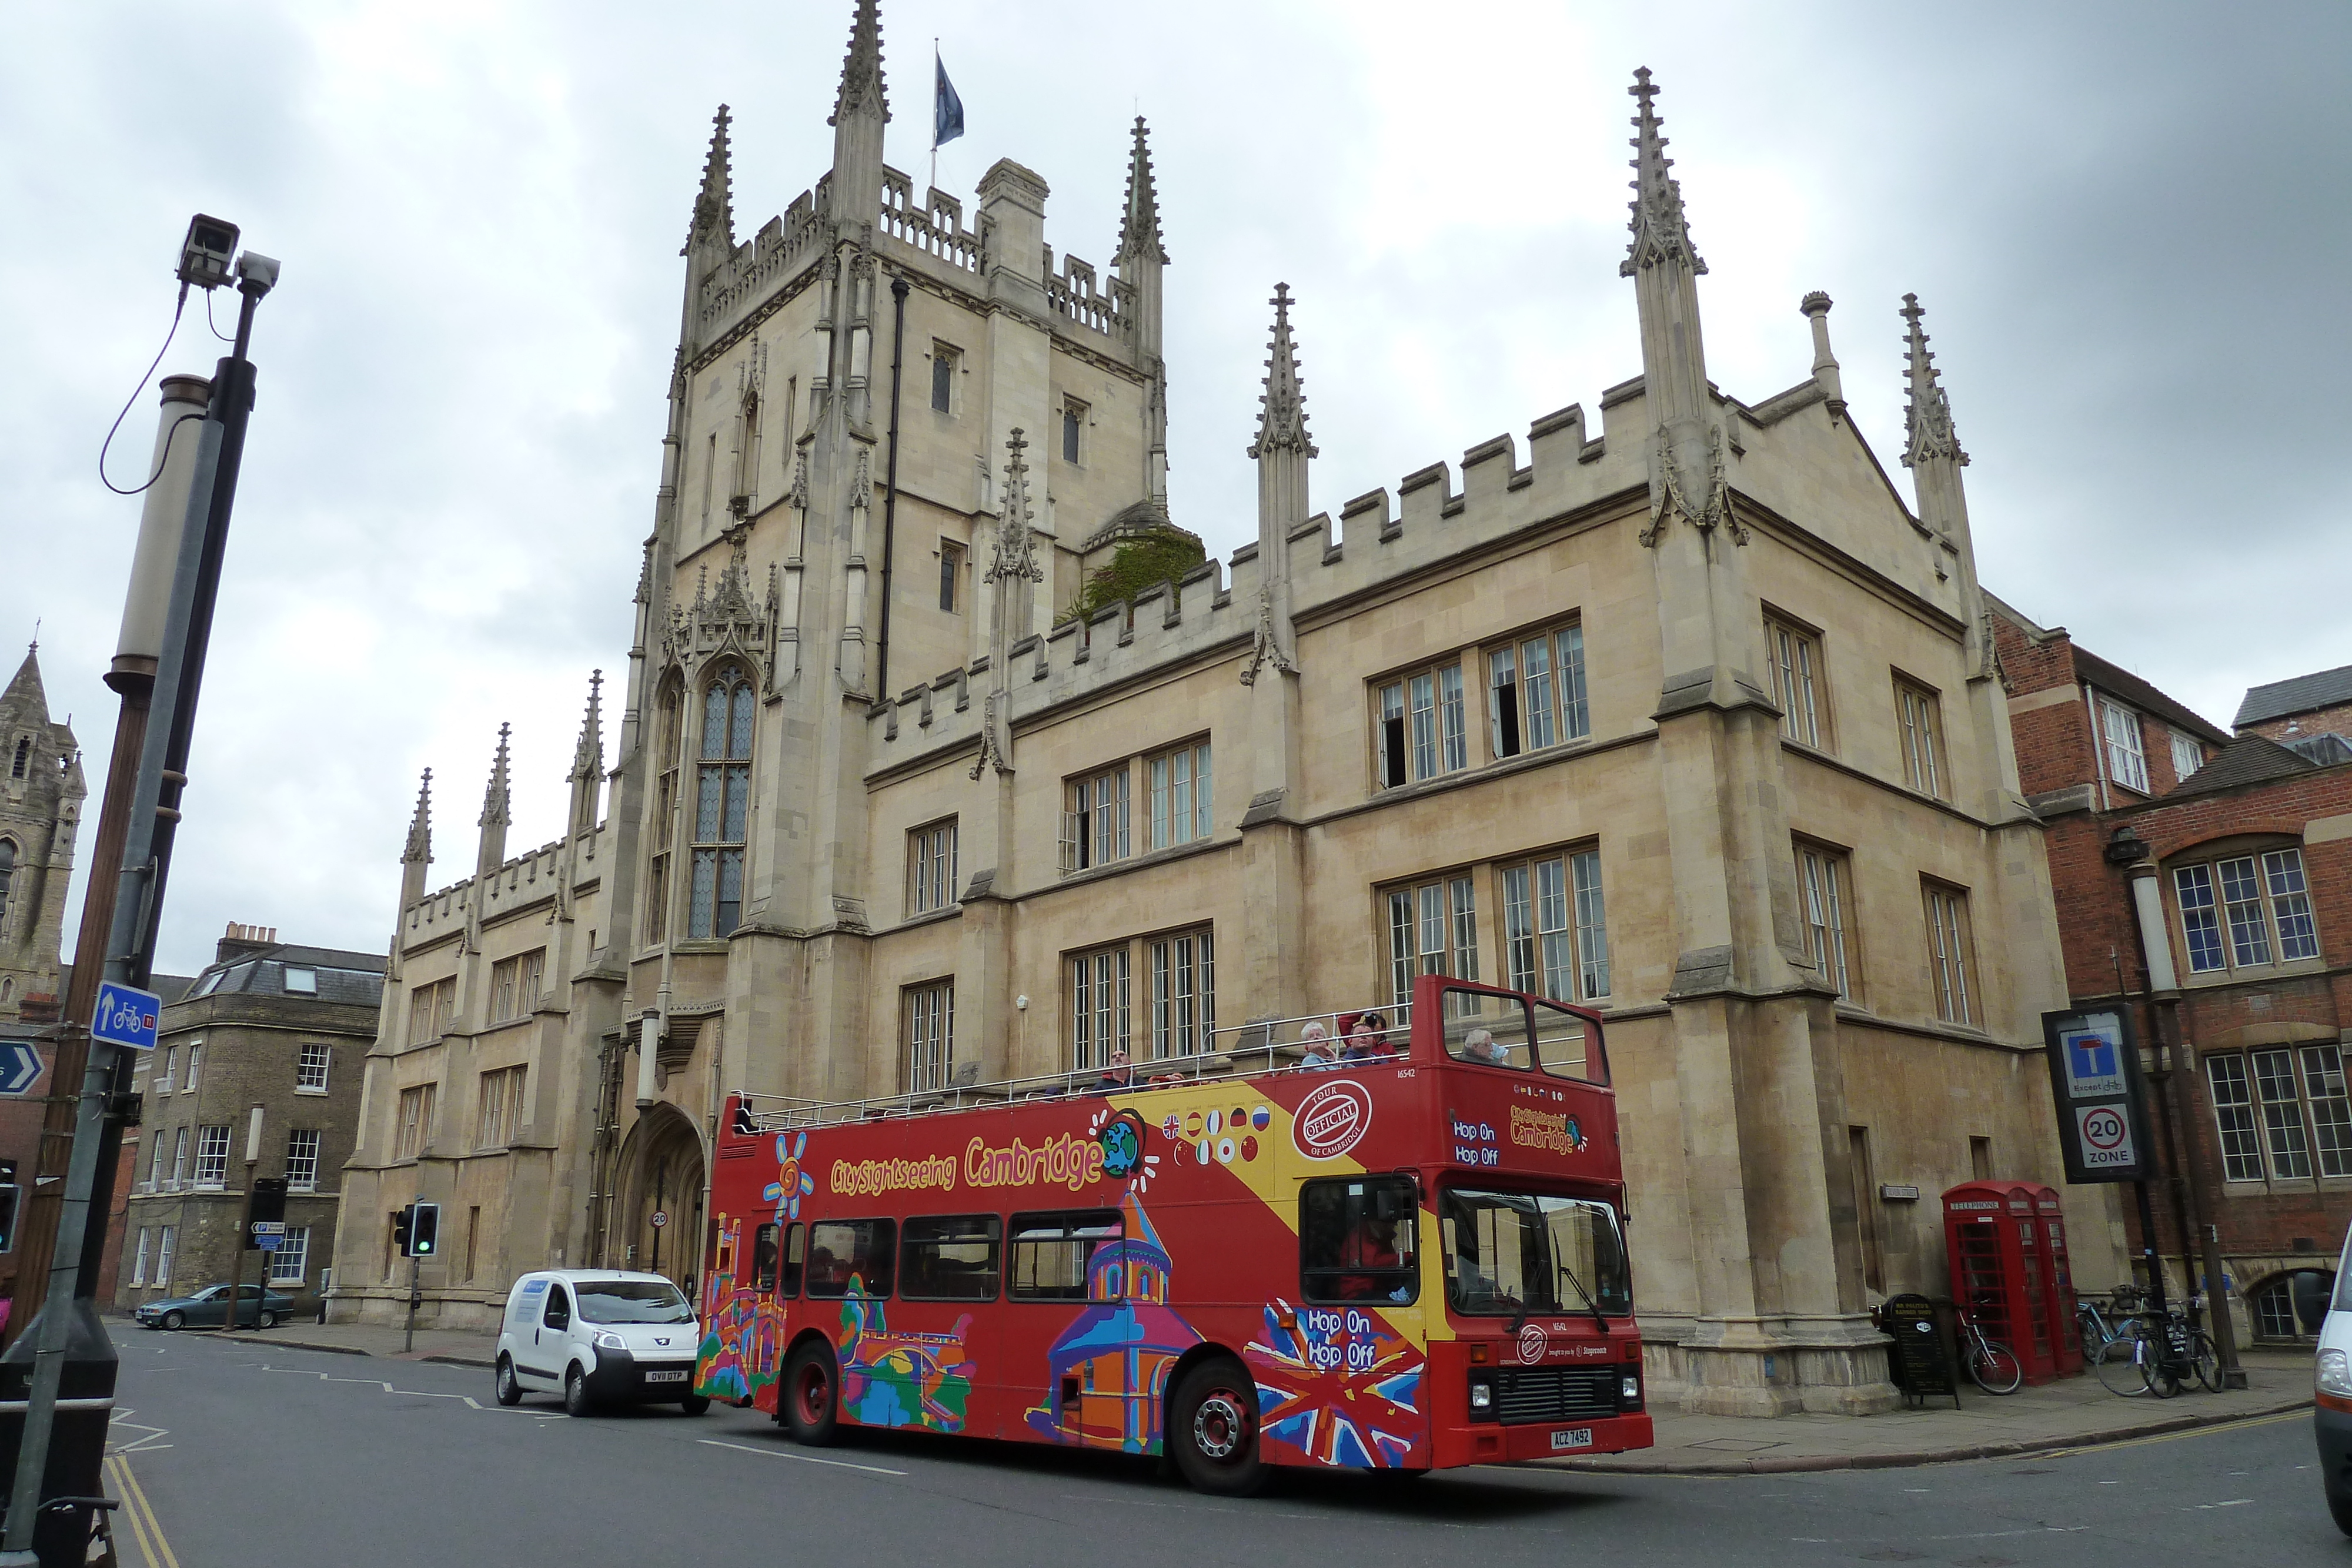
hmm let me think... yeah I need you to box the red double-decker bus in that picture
[693,974,1652,1493]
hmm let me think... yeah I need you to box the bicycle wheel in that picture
[2093,1334,2150,1396]
[1969,1338,2024,1395]
[2188,1331,2220,1393]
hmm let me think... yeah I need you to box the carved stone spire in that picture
[1900,293,1967,470]
[689,104,734,253]
[571,671,604,782]
[400,768,433,908]
[1622,66,1706,280]
[985,430,1045,590]
[1248,283,1315,460]
[1115,116,1168,266]
[973,430,1043,780]
[476,723,512,878]
[830,0,890,129]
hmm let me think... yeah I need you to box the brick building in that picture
[1994,597,2352,1348]
[111,925,381,1318]
[2236,662,2352,751]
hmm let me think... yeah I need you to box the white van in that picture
[2317,1225,2352,1532]
[494,1270,707,1417]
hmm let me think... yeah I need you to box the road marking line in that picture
[251,1364,485,1407]
[698,1438,908,1476]
[107,1452,181,1568]
[2038,1409,2304,1458]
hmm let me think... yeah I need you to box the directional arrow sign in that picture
[91,981,162,1051]
[0,1040,43,1096]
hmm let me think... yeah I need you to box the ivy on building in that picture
[1055,531,1205,626]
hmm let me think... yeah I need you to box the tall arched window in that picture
[8,739,26,780]
[646,680,683,944]
[689,668,754,938]
[0,839,15,934]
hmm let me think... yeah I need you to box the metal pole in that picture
[404,1253,419,1355]
[4,261,270,1561]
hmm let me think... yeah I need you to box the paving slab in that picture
[1545,1349,2316,1473]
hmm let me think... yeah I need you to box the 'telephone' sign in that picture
[2043,1008,2153,1183]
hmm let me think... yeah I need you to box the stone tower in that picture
[0,644,84,1023]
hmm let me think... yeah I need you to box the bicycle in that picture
[2094,1300,2216,1398]
[1956,1300,2023,1394]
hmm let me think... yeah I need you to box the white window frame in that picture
[1923,881,1976,1026]
[1148,930,1215,1060]
[2099,697,2149,794]
[2209,1045,2352,1183]
[1796,842,1852,999]
[284,1128,323,1193]
[1766,614,1829,749]
[1486,623,1590,761]
[146,1132,165,1193]
[1375,660,1469,789]
[1386,874,1482,1024]
[1070,945,1131,1072]
[193,1125,230,1189]
[1061,765,1131,874]
[1497,849,1611,1004]
[154,1226,175,1288]
[904,981,955,1092]
[1895,677,1945,798]
[130,1228,149,1287]
[170,1126,188,1189]
[268,1225,310,1285]
[2169,729,2205,784]
[1147,741,1213,851]
[155,1044,175,1095]
[182,1041,202,1095]
[906,819,959,917]
[2174,847,2320,976]
[396,1084,436,1162]
[296,1041,331,1094]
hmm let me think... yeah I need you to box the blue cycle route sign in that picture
[0,1039,43,1096]
[91,982,163,1051]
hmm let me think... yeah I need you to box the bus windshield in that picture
[1440,1188,1630,1318]
[576,1279,695,1325]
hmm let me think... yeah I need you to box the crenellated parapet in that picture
[401,827,605,941]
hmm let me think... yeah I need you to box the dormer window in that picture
[283,966,317,995]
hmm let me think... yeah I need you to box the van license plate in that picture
[1549,1428,1593,1452]
[644,1369,688,1384]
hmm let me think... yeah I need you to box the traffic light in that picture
[410,1202,440,1258]
[247,1176,287,1250]
[392,1206,412,1255]
[0,1158,17,1253]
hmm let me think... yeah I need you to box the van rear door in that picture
[514,1279,568,1388]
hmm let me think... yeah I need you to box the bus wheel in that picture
[1170,1359,1266,1497]
[784,1342,840,1446]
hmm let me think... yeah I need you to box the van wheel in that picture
[680,1394,711,1416]
[783,1342,839,1446]
[495,1357,523,1407]
[563,1366,594,1417]
[1169,1358,1267,1496]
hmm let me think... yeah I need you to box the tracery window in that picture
[689,667,755,939]
[647,680,682,944]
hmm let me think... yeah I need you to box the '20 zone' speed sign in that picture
[2074,1104,2136,1171]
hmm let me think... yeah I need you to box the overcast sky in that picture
[5,1,2348,979]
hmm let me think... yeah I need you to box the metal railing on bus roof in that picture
[729,1003,1415,1134]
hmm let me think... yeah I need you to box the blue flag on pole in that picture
[935,54,965,149]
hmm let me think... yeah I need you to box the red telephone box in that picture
[1942,1181,2061,1386]
[2030,1185,2083,1374]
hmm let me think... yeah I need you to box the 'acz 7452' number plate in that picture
[1549,1427,1593,1452]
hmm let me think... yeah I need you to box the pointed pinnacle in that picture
[1622,66,1706,279]
[691,104,734,248]
[480,723,513,828]
[1250,283,1315,460]
[1899,293,1966,469]
[1117,116,1169,265]
[573,671,606,780]
[404,767,433,862]
[829,0,890,128]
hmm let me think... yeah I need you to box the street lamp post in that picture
[0,220,277,1565]
[223,1106,262,1332]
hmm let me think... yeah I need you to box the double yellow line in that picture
[103,1452,179,1568]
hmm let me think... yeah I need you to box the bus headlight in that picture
[1468,1379,1494,1415]
[1619,1371,1642,1408]
[2320,1349,2352,1396]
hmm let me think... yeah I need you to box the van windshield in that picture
[575,1279,694,1325]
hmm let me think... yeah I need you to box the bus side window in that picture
[753,1223,780,1292]
[780,1222,805,1298]
[1299,1176,1420,1306]
[902,1214,1003,1301]
[808,1219,896,1299]
[1008,1209,1122,1300]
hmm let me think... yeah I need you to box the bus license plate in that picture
[1549,1428,1593,1452]
[644,1369,688,1384]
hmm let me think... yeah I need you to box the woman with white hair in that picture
[1297,1020,1335,1069]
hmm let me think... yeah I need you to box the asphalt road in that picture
[103,1328,2338,1567]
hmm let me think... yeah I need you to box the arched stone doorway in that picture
[617,1104,706,1293]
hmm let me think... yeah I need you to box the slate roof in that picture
[178,942,385,1009]
[2069,646,2233,747]
[2284,733,2352,767]
[2236,662,2352,728]
[55,965,198,1005]
[2163,733,2322,799]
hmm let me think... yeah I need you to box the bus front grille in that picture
[1493,1366,1618,1425]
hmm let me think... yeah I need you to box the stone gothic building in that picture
[336,4,2121,1416]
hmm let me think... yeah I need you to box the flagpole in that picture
[929,38,940,196]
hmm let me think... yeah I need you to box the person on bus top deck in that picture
[1341,1012,1390,1063]
[1463,1026,1510,1065]
[1092,1049,1132,1093]
[1296,1020,1335,1070]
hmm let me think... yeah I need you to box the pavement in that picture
[157,1313,2316,1473]
[1550,1348,2316,1474]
